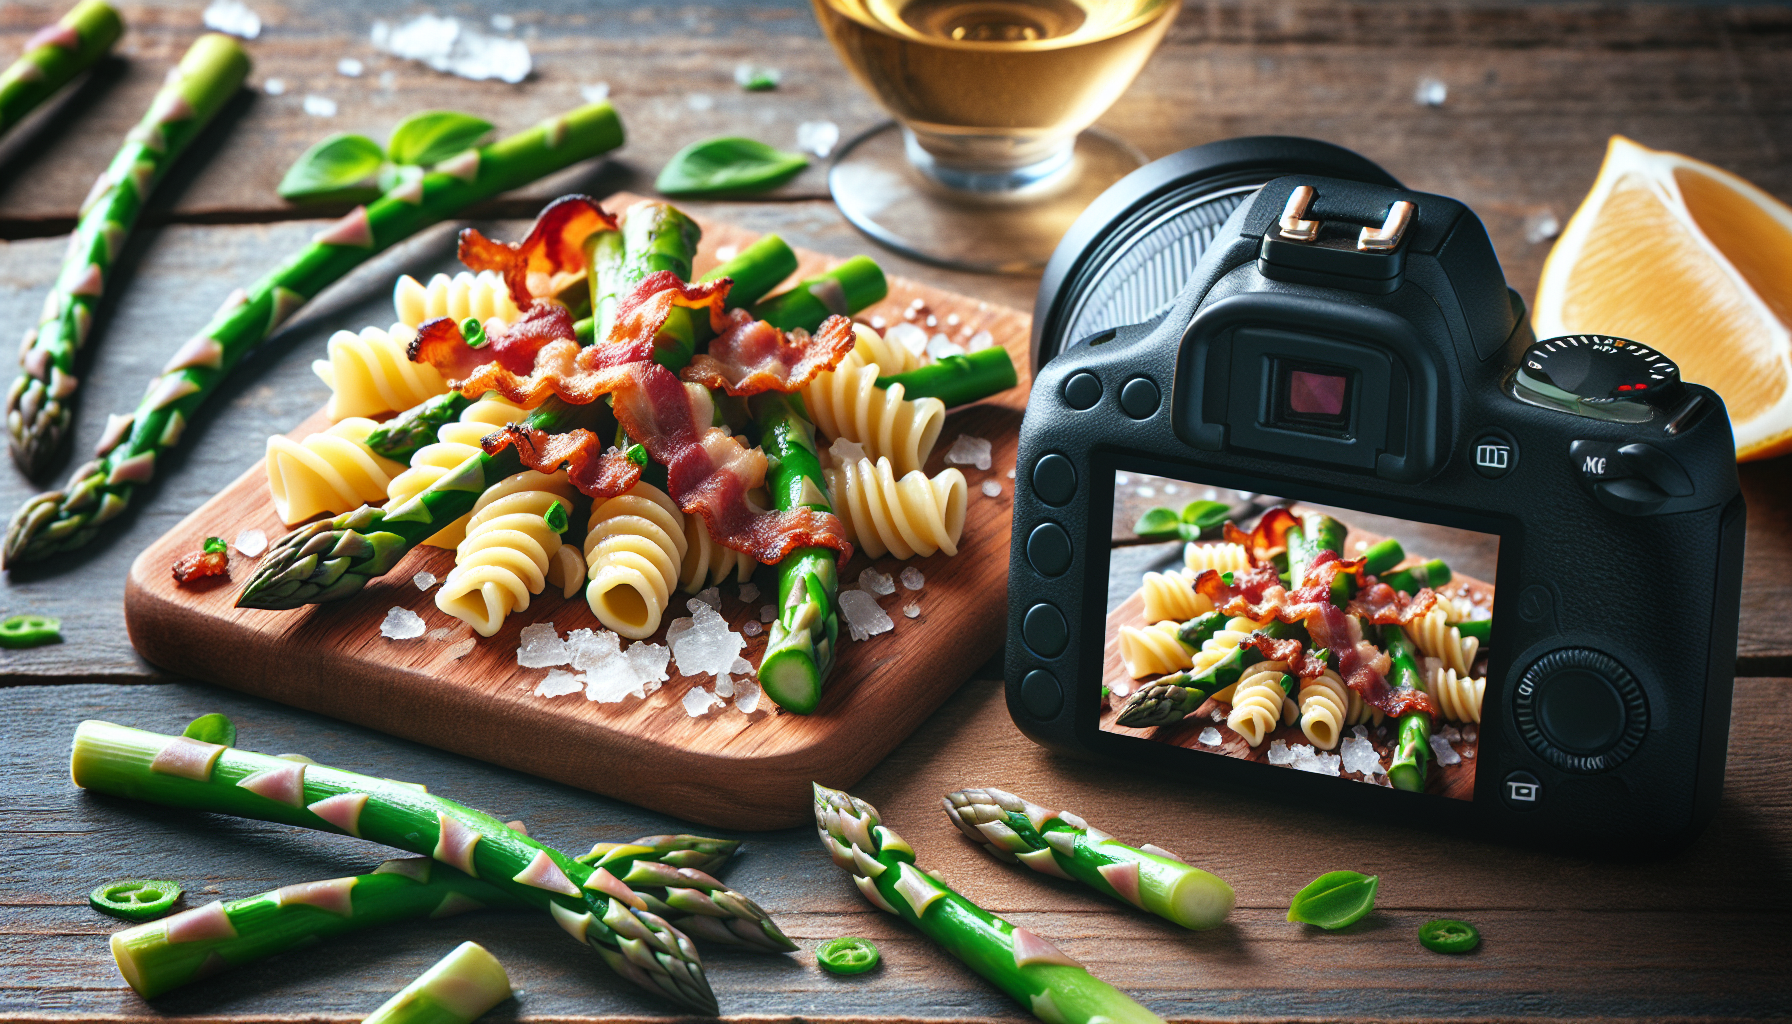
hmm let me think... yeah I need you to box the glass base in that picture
[829,120,1146,275]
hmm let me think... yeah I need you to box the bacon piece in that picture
[683,313,857,396]
[457,194,618,308]
[172,547,228,585]
[1238,633,1330,679]
[1192,565,1286,621]
[1347,578,1440,625]
[1304,603,1438,719]
[1224,506,1301,567]
[409,304,579,383]
[607,271,729,344]
[482,425,642,500]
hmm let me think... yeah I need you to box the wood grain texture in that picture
[3,675,1789,1020]
[121,201,1029,830]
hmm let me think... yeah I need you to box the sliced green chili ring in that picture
[1419,918,1480,953]
[91,879,183,921]
[816,936,881,975]
[0,614,62,648]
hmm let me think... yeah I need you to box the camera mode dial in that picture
[1514,335,1682,421]
[1513,648,1648,773]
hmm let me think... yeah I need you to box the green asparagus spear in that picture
[579,840,796,952]
[579,834,738,873]
[7,33,249,478]
[3,102,625,567]
[1113,619,1305,728]
[876,347,1018,407]
[1382,558,1450,595]
[815,784,1164,1024]
[576,233,801,345]
[750,256,887,329]
[1456,618,1491,642]
[753,392,837,714]
[71,720,718,1014]
[1383,625,1433,793]
[0,0,122,140]
[363,941,511,1024]
[943,788,1234,930]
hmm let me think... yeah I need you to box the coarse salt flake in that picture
[581,82,610,103]
[927,334,965,360]
[737,582,759,603]
[412,571,437,591]
[1197,727,1222,746]
[372,14,532,83]
[303,95,337,117]
[859,568,895,595]
[338,57,364,77]
[797,120,839,158]
[696,586,721,608]
[734,678,762,713]
[944,434,992,471]
[203,0,261,39]
[380,607,425,640]
[902,603,920,618]
[263,78,285,95]
[982,480,1002,498]
[839,589,893,641]
[535,669,582,698]
[1429,734,1463,766]
[900,566,924,591]
[742,620,763,637]
[968,330,995,352]
[234,528,267,557]
[682,686,720,717]
[517,622,569,667]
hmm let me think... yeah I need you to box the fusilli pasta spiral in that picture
[386,394,540,548]
[824,454,967,559]
[584,482,687,640]
[1226,662,1296,747]
[265,417,405,525]
[1404,607,1479,675]
[1184,542,1252,575]
[1118,621,1193,679]
[679,515,754,592]
[1139,569,1213,624]
[801,358,944,476]
[311,322,447,421]
[1197,616,1273,697]
[1431,667,1486,724]
[435,473,577,636]
[1296,669,1351,750]
[394,271,521,328]
[841,322,923,374]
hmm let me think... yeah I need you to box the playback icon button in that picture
[1470,430,1517,479]
[1503,770,1543,810]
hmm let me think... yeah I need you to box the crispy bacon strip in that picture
[481,425,643,499]
[683,313,857,396]
[1238,633,1331,679]
[457,194,618,309]
[1304,603,1438,719]
[1347,578,1440,625]
[410,304,581,382]
[607,271,730,344]
[1192,565,1286,621]
[1224,506,1300,567]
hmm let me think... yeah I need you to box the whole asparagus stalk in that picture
[0,0,122,140]
[364,941,511,1024]
[876,347,1018,407]
[580,839,796,952]
[595,202,701,359]
[1383,625,1434,793]
[72,720,718,1014]
[814,784,1165,1024]
[943,788,1234,930]
[7,33,249,478]
[4,102,625,567]
[750,257,886,330]
[1113,619,1305,728]
[753,393,838,714]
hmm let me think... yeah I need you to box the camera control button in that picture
[1031,454,1077,506]
[1019,669,1064,718]
[1026,522,1073,578]
[1502,770,1543,810]
[1120,377,1160,419]
[1514,648,1648,773]
[1023,603,1069,658]
[1063,372,1102,410]
[1471,432,1516,478]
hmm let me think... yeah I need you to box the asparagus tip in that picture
[3,489,68,568]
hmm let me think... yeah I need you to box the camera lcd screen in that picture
[1099,470,1498,801]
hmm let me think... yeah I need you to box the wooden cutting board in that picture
[123,198,1030,830]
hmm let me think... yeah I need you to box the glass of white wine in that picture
[815,0,1180,273]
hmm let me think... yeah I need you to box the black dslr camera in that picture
[1006,137,1745,851]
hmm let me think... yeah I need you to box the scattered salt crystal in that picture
[682,686,720,717]
[1235,490,1256,500]
[982,480,1002,498]
[581,635,639,702]
[839,589,894,641]
[944,434,992,471]
[568,628,620,673]
[902,603,920,619]
[927,334,965,360]
[204,0,262,39]
[946,314,959,327]
[1291,746,1342,776]
[1439,725,1462,743]
[1463,725,1478,742]
[534,669,583,697]
[234,528,267,557]
[734,678,763,713]
[859,568,895,595]
[738,582,759,603]
[1136,486,1157,498]
[1430,734,1463,765]
[412,570,437,591]
[731,657,753,676]
[1341,735,1384,775]
[829,435,868,467]
[925,315,937,327]
[380,607,425,639]
[870,315,886,329]
[1414,76,1447,107]
[734,63,780,90]
[517,622,569,667]
[900,566,924,591]
[1197,727,1222,746]
[1524,207,1562,244]
[1352,724,1369,739]
[696,586,721,609]
[1164,484,1179,495]
[625,642,670,686]
[338,57,364,77]
[491,13,516,30]
[263,78,286,95]
[1462,747,1475,759]
[909,298,924,309]
[1211,709,1224,722]
[686,93,715,111]
[1115,473,1130,485]
[446,638,476,660]
[426,627,452,642]
[715,676,735,698]
[886,321,928,358]
[759,604,776,623]
[671,602,746,679]
[303,95,338,117]
[714,245,740,264]
[372,14,532,83]
[581,82,611,103]
[903,308,916,321]
[1006,467,1015,479]
[1266,740,1294,766]
[742,619,763,637]
[797,120,839,158]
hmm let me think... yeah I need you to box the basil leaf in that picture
[1287,870,1378,930]
[1181,499,1231,529]
[1133,506,1180,540]
[656,137,808,197]
[277,133,385,203]
[182,713,237,748]
[386,110,495,167]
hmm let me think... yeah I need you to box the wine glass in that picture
[814,0,1180,273]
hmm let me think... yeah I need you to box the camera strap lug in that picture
[1357,201,1415,252]
[1277,185,1321,242]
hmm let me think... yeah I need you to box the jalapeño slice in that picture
[91,879,183,921]
[815,936,881,975]
[1419,918,1480,953]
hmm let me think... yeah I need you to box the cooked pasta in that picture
[386,394,540,548]
[1118,621,1193,679]
[841,322,923,374]
[1296,669,1351,750]
[1197,615,1273,697]
[584,482,687,640]
[265,417,405,525]
[1183,542,1252,575]
[1404,607,1479,675]
[824,454,966,560]
[435,473,578,637]
[547,544,586,599]
[1139,569,1212,623]
[1431,667,1486,724]
[1226,662,1295,747]
[800,358,945,476]
[679,515,754,592]
[311,322,447,421]
[393,270,521,328]
[1346,690,1384,728]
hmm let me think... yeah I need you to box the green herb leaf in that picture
[277,132,386,204]
[1134,506,1180,540]
[656,137,808,197]
[386,110,494,167]
[460,317,488,349]
[1180,499,1231,529]
[1287,870,1378,930]
[624,443,648,467]
[202,537,228,554]
[542,500,570,534]
[182,713,236,748]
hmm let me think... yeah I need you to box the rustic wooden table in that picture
[2,1,1789,1020]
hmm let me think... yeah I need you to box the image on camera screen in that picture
[1100,471,1498,800]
